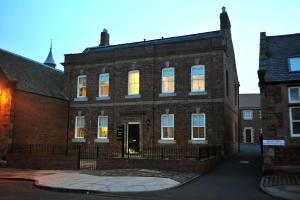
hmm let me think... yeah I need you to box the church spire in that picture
[44,39,56,68]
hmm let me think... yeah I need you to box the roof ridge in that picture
[0,48,63,73]
[267,32,300,38]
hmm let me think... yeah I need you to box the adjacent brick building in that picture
[239,94,262,143]
[63,8,239,155]
[258,32,300,172]
[0,48,68,158]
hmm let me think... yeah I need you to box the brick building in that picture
[63,8,239,155]
[258,32,300,172]
[239,94,262,143]
[0,48,68,158]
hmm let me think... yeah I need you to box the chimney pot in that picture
[222,6,226,13]
[100,29,110,46]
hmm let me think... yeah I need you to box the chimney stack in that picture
[220,7,231,30]
[100,29,110,46]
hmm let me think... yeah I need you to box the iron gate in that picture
[79,145,98,170]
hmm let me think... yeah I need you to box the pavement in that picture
[0,168,180,192]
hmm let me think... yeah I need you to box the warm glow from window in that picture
[98,116,108,138]
[99,74,109,97]
[128,71,139,95]
[162,68,175,93]
[161,114,174,140]
[75,116,85,138]
[77,75,87,97]
[191,66,205,92]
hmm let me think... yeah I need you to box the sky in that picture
[0,0,300,93]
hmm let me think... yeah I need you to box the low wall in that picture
[97,157,221,173]
[7,154,78,170]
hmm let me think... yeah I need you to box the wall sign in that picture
[117,125,124,137]
[263,140,285,146]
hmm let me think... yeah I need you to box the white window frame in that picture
[289,107,300,137]
[97,116,108,139]
[161,114,174,140]
[288,87,300,103]
[75,116,85,139]
[243,110,253,120]
[191,65,205,92]
[243,127,254,143]
[161,67,175,94]
[128,70,140,95]
[288,57,300,72]
[259,110,262,119]
[99,73,109,97]
[191,113,206,141]
[77,75,87,98]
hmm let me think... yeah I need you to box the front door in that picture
[245,129,252,143]
[127,123,140,153]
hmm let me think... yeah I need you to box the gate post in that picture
[77,146,81,170]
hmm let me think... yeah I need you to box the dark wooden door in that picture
[245,129,252,143]
[128,124,140,153]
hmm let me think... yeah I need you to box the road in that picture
[0,144,276,200]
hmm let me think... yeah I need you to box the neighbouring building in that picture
[258,32,300,172]
[239,93,262,144]
[63,7,239,155]
[0,47,68,158]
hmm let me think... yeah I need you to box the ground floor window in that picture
[98,116,108,139]
[161,114,174,140]
[289,107,300,137]
[191,114,205,140]
[75,116,85,138]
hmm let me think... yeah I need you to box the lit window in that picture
[99,73,109,97]
[191,114,206,140]
[161,114,174,140]
[289,107,300,137]
[243,110,253,120]
[162,68,175,93]
[77,75,87,97]
[128,70,139,95]
[289,57,300,72]
[98,116,108,139]
[75,116,85,138]
[288,87,300,103]
[191,65,205,92]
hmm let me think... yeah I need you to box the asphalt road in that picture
[0,144,276,200]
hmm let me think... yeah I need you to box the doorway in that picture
[127,123,140,153]
[244,128,253,143]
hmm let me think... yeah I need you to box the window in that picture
[259,110,262,119]
[75,116,85,138]
[99,73,109,97]
[128,70,139,95]
[77,75,87,97]
[289,107,300,137]
[191,65,205,92]
[243,110,253,120]
[98,116,108,139]
[288,87,300,103]
[191,114,206,140]
[161,114,174,140]
[289,57,300,72]
[162,68,175,93]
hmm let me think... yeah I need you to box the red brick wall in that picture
[240,109,262,143]
[12,90,68,145]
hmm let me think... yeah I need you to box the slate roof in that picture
[266,33,300,82]
[0,48,66,100]
[84,30,222,53]
[239,94,261,109]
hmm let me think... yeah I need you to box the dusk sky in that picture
[1,0,299,93]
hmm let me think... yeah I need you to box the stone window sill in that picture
[74,97,88,102]
[188,140,207,144]
[159,93,176,97]
[188,91,207,96]
[94,138,109,143]
[158,139,176,144]
[72,138,86,143]
[125,94,141,99]
[96,96,111,101]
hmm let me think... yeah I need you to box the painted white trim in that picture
[288,87,300,103]
[128,70,140,95]
[191,65,205,92]
[289,107,300,137]
[77,75,87,98]
[242,110,253,120]
[97,116,108,139]
[99,73,110,98]
[161,67,175,94]
[161,114,174,140]
[75,116,85,139]
[243,127,254,143]
[191,113,206,140]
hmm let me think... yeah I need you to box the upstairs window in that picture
[289,57,300,72]
[289,107,300,137]
[243,110,253,120]
[98,116,108,139]
[161,114,174,140]
[191,114,206,140]
[77,75,87,97]
[162,68,175,93]
[75,116,85,139]
[99,73,109,97]
[128,70,139,95]
[191,65,205,92]
[288,87,300,103]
